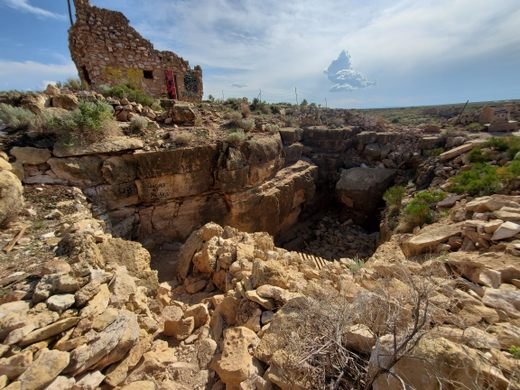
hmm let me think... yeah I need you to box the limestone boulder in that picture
[66,310,139,376]
[336,167,396,226]
[46,294,75,312]
[97,238,158,289]
[343,324,376,354]
[212,326,261,387]
[0,351,33,380]
[51,94,79,110]
[492,221,520,241]
[176,222,224,279]
[18,349,70,390]
[0,170,23,226]
[47,156,104,187]
[166,102,198,126]
[401,222,462,257]
[369,336,511,389]
[10,147,51,165]
[482,288,520,318]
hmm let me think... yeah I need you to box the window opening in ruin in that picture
[81,66,91,85]
[184,70,198,95]
[143,70,153,79]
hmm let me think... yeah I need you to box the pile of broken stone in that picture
[402,194,520,259]
[0,204,519,389]
[0,150,519,389]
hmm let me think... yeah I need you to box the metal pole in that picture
[67,0,74,26]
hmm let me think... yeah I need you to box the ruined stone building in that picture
[68,0,203,101]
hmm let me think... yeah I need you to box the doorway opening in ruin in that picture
[276,187,382,262]
[81,65,91,85]
[143,70,153,79]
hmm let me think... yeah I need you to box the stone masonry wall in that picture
[69,0,203,101]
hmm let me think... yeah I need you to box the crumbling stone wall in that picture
[69,0,203,101]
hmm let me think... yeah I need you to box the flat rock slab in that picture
[10,146,51,165]
[492,221,520,241]
[401,223,462,257]
[53,137,143,157]
[439,141,483,161]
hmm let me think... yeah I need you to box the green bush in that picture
[448,163,502,196]
[402,189,446,227]
[0,103,36,130]
[485,136,520,159]
[509,345,520,359]
[413,189,447,204]
[101,84,155,106]
[467,147,487,163]
[383,185,406,209]
[47,101,116,143]
[464,122,482,132]
[507,159,520,176]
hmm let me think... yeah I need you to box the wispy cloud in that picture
[3,0,65,20]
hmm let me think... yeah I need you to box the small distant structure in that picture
[479,105,519,132]
[68,0,202,101]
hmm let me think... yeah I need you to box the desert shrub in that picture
[486,137,509,152]
[225,111,254,132]
[128,115,148,133]
[383,185,406,209]
[250,98,271,114]
[347,257,365,273]
[507,159,520,176]
[448,163,502,196]
[240,102,251,118]
[172,132,192,146]
[0,103,36,130]
[485,136,520,159]
[47,101,118,144]
[57,78,84,91]
[464,122,482,132]
[101,83,155,106]
[224,98,244,111]
[265,123,280,133]
[273,273,434,389]
[467,147,489,163]
[226,129,246,146]
[402,189,446,227]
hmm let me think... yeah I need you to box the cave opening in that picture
[276,184,384,262]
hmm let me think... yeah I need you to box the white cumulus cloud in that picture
[325,50,375,92]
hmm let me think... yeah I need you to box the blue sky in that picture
[0,0,519,108]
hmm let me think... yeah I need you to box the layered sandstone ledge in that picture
[10,134,317,246]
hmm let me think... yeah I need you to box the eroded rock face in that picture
[17,134,317,244]
[0,170,23,226]
[336,167,396,226]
